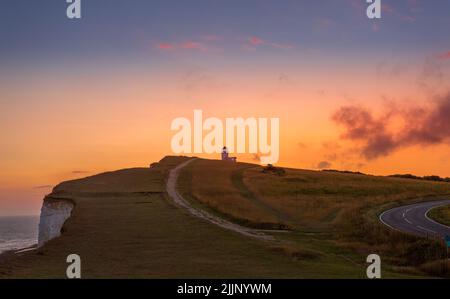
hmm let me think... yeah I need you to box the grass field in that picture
[178,158,450,277]
[429,205,450,227]
[0,156,364,278]
[1,156,449,278]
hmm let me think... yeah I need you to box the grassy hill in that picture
[1,156,449,278]
[177,158,450,277]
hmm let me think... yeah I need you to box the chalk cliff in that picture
[37,197,74,247]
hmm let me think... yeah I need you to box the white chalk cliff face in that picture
[38,199,74,247]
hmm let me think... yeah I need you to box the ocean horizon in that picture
[0,215,39,254]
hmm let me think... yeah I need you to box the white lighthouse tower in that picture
[221,146,236,162]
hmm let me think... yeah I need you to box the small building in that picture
[221,146,237,162]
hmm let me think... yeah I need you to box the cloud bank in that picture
[332,93,450,159]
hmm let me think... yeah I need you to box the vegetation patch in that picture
[428,205,450,226]
[180,158,450,277]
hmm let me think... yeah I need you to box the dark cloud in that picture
[317,161,332,169]
[332,93,450,160]
[417,56,446,92]
[322,141,341,150]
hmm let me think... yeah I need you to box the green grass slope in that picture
[178,158,450,278]
[0,156,358,278]
[2,156,449,278]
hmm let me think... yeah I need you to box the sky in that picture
[1,0,450,216]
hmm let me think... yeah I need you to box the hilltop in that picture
[1,156,450,278]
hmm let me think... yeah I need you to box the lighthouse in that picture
[221,147,237,162]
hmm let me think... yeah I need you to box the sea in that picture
[0,215,40,254]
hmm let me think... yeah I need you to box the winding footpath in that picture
[166,158,273,241]
[380,199,450,238]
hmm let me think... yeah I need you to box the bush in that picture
[262,164,286,176]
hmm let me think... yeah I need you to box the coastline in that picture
[0,215,40,260]
[0,195,74,263]
[0,157,314,278]
[0,245,37,259]
[0,196,73,274]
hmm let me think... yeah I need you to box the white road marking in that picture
[402,210,414,224]
[380,200,450,238]
[378,210,399,232]
[416,225,437,234]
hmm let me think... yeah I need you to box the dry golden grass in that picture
[179,158,450,277]
[2,156,446,278]
[181,159,450,230]
[429,205,450,226]
[2,156,367,278]
[243,166,450,229]
[178,159,282,229]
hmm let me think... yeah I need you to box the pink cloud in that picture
[156,35,294,53]
[157,43,176,50]
[249,36,264,46]
[437,51,450,60]
[246,36,293,50]
[181,41,207,51]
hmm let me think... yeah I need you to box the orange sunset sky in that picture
[1,1,450,216]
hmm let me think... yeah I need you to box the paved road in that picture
[380,199,450,238]
[166,158,273,241]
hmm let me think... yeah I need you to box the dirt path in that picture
[166,158,273,241]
